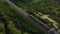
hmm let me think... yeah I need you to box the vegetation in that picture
[0,22,5,34]
[11,0,60,27]
[0,0,45,34]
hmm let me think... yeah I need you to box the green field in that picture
[0,0,45,34]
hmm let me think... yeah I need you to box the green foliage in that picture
[11,0,32,3]
[11,0,60,28]
[0,22,5,34]
[0,0,45,34]
[8,21,22,34]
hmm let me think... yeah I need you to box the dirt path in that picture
[41,15,58,29]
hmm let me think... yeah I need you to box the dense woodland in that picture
[0,0,45,34]
[0,0,60,34]
[11,0,60,29]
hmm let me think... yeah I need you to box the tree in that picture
[0,13,9,34]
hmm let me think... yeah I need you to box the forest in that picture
[10,0,60,31]
[0,0,45,34]
[10,0,60,33]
